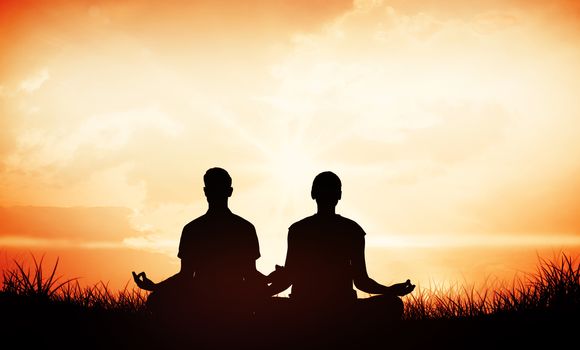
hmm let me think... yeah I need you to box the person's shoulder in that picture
[288,214,317,231]
[336,215,366,236]
[229,212,256,230]
[335,214,359,226]
[182,214,208,231]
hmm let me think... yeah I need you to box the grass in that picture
[1,252,578,348]
[1,254,148,312]
[404,253,579,320]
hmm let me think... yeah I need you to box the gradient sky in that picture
[1,0,580,292]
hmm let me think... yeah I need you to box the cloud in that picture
[366,233,580,248]
[253,0,580,237]
[473,12,518,35]
[259,3,515,166]
[4,106,182,180]
[0,206,143,241]
[18,69,50,94]
[0,236,124,249]
[0,205,183,257]
[122,235,177,255]
[465,165,580,235]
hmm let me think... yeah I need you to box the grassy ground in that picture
[1,254,578,349]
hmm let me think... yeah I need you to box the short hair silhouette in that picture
[311,171,342,200]
[204,167,232,188]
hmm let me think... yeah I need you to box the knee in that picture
[392,296,404,318]
[145,291,160,312]
[146,288,176,314]
[377,294,404,320]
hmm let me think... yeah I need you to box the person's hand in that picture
[389,279,415,297]
[266,265,286,284]
[132,271,157,291]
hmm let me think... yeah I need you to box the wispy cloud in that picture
[367,233,580,248]
[0,236,124,249]
[18,69,50,94]
[122,235,177,255]
[0,206,147,241]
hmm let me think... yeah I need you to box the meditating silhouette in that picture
[132,169,414,346]
[132,167,267,332]
[266,171,415,325]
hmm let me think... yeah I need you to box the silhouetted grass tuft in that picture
[404,252,580,320]
[1,253,148,313]
[2,254,78,299]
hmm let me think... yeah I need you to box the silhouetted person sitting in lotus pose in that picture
[267,171,415,327]
[132,167,267,332]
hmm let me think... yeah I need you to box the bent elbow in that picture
[353,277,371,292]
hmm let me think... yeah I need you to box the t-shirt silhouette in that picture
[178,209,260,298]
[285,213,366,303]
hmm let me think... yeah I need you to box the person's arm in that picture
[242,259,268,288]
[266,265,291,296]
[351,235,391,294]
[177,225,196,279]
[266,228,295,296]
[133,226,195,292]
[132,258,193,292]
[351,235,415,296]
[179,258,195,278]
[237,224,271,297]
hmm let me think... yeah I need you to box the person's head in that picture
[311,171,342,208]
[203,167,233,203]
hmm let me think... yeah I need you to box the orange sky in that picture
[1,0,580,293]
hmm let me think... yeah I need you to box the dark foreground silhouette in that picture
[1,253,579,349]
[130,168,415,346]
[266,172,414,319]
[6,169,576,348]
[2,291,577,349]
[133,167,268,332]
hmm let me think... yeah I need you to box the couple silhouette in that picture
[132,167,415,340]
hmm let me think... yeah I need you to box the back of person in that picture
[132,167,267,331]
[265,171,415,325]
[179,210,260,301]
[287,213,364,304]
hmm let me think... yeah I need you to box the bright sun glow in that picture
[267,144,318,196]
